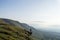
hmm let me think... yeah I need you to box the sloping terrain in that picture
[0,18,50,40]
[0,18,33,40]
[0,18,44,40]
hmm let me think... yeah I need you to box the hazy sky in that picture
[0,0,60,27]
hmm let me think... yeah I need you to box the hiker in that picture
[29,28,32,35]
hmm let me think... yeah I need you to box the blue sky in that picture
[0,0,60,27]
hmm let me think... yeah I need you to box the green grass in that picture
[0,23,33,40]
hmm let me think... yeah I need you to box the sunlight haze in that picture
[0,0,60,28]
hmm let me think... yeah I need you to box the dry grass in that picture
[0,23,33,40]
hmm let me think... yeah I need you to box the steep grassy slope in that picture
[0,22,33,40]
[0,18,46,40]
[0,18,44,40]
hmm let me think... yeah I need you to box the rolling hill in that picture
[0,18,45,40]
[0,18,34,40]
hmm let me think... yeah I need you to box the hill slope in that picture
[0,18,33,40]
[0,18,44,40]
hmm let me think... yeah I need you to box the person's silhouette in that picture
[29,28,32,35]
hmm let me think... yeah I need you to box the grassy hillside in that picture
[0,23,33,40]
[0,18,45,40]
[0,18,44,40]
